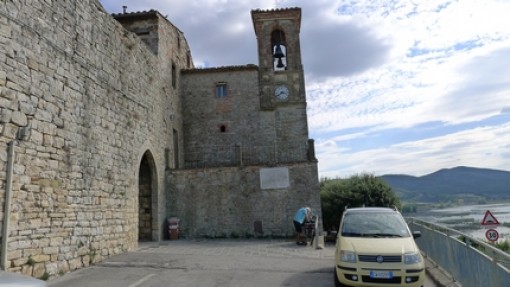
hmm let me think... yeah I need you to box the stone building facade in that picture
[0,0,321,279]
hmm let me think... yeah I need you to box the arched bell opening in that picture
[271,29,287,71]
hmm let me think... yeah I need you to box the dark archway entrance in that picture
[138,151,155,241]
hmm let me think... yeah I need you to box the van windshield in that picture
[341,211,411,238]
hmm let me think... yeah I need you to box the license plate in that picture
[369,271,393,279]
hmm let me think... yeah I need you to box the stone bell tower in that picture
[251,8,311,162]
[251,8,306,110]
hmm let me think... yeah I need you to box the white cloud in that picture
[100,0,510,178]
[316,122,510,178]
[307,1,510,177]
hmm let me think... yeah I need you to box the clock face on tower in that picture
[274,85,289,101]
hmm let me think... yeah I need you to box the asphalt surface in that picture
[48,239,452,287]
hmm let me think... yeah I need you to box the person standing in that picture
[293,207,311,245]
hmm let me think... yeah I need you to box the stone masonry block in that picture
[43,246,59,255]
[0,107,12,123]
[32,262,46,278]
[0,70,6,85]
[68,258,82,271]
[7,249,21,260]
[21,265,33,277]
[31,254,50,263]
[11,110,27,126]
[45,262,58,276]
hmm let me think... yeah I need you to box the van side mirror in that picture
[412,231,421,239]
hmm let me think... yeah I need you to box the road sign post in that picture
[481,210,500,227]
[485,229,499,242]
[481,210,500,243]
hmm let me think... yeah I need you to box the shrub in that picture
[320,173,401,231]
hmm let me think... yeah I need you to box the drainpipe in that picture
[1,139,16,270]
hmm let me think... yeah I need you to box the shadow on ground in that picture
[282,267,334,287]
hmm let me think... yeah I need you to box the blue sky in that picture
[99,0,510,178]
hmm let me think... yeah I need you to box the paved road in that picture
[48,239,438,287]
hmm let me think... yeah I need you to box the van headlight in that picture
[404,252,422,264]
[340,250,357,263]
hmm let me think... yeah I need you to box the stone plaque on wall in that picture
[260,167,289,189]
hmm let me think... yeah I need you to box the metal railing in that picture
[183,143,309,169]
[408,218,510,287]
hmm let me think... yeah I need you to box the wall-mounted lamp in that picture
[16,126,31,141]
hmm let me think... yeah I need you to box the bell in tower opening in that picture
[272,29,287,71]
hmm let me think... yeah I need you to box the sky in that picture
[99,0,510,178]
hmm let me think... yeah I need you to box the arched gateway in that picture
[138,151,158,241]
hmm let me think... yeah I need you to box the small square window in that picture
[216,83,227,98]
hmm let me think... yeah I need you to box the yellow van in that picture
[334,207,425,287]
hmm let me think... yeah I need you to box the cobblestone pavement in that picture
[48,239,440,287]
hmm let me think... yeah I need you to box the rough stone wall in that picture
[114,13,192,168]
[180,67,309,167]
[0,0,321,280]
[113,11,193,236]
[181,67,271,147]
[0,0,188,278]
[166,162,321,238]
[172,8,322,240]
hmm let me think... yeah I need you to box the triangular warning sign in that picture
[481,210,500,226]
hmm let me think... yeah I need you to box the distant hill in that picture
[379,166,510,203]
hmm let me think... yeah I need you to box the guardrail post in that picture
[408,217,510,287]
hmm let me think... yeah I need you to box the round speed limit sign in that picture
[485,229,499,242]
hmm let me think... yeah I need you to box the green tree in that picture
[320,173,401,231]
